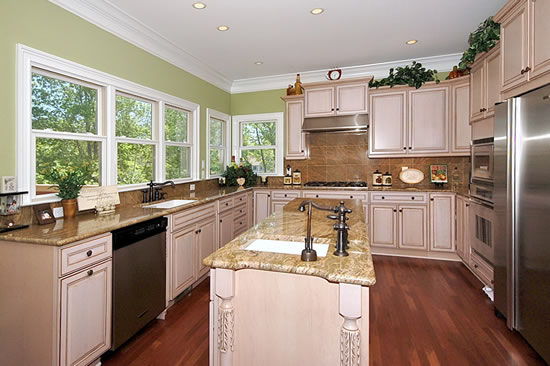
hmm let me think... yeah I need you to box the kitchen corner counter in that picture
[0,186,252,246]
[204,198,375,286]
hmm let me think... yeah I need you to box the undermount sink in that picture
[145,199,197,209]
[244,239,329,257]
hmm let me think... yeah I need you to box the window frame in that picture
[206,108,231,179]
[163,104,194,181]
[17,44,200,205]
[231,112,284,176]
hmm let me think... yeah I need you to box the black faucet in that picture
[142,180,176,203]
[298,200,352,261]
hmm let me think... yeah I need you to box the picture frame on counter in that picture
[430,165,448,184]
[1,176,17,193]
[33,204,56,225]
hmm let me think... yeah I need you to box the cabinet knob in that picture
[86,250,92,257]
[525,66,531,72]
[399,209,403,213]
[220,220,223,223]
[403,147,407,150]
[331,108,335,111]
[466,204,469,207]
[430,198,434,201]
[87,270,93,276]
[350,195,354,199]
[411,197,415,200]
[381,196,385,199]
[408,147,412,150]
[336,108,340,111]
[240,222,242,225]
[316,195,319,198]
[226,203,229,206]
[474,264,478,269]
[393,209,397,212]
[284,194,287,197]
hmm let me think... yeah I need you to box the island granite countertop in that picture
[203,198,376,286]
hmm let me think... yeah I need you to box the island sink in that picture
[244,239,329,257]
[145,199,196,209]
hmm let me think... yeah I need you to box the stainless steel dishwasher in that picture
[111,216,167,350]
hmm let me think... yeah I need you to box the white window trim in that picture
[231,112,284,176]
[17,44,200,205]
[206,108,231,179]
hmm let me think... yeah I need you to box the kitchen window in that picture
[232,113,284,176]
[17,45,199,204]
[206,108,230,178]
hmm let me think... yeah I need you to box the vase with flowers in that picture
[222,161,257,188]
[42,163,93,218]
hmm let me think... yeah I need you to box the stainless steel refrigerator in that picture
[494,84,550,364]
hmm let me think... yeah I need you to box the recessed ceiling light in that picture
[254,61,263,65]
[311,8,324,15]
[217,25,229,31]
[406,39,418,45]
[192,2,206,9]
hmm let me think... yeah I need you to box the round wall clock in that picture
[327,69,342,80]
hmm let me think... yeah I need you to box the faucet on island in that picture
[142,180,176,203]
[298,200,352,261]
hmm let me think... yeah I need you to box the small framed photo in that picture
[33,204,56,225]
[1,176,17,193]
[430,165,448,184]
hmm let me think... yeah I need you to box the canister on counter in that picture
[284,165,293,185]
[292,170,302,185]
[383,172,393,186]
[373,170,383,186]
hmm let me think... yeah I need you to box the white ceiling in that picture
[52,0,507,92]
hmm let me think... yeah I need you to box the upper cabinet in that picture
[469,44,502,124]
[495,0,550,99]
[303,77,372,118]
[281,95,306,160]
[369,77,469,158]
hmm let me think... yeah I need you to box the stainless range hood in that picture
[302,114,368,133]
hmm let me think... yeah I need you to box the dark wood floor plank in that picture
[104,256,546,366]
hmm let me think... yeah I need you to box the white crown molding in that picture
[49,0,233,92]
[230,53,462,94]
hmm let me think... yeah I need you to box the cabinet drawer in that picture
[470,250,494,286]
[59,233,112,277]
[233,193,247,206]
[234,202,247,219]
[173,202,216,232]
[271,190,301,200]
[302,191,368,202]
[371,192,427,203]
[219,197,234,213]
[233,215,248,234]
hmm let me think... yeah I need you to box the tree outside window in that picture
[240,121,276,174]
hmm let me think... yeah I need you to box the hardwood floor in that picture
[103,256,546,366]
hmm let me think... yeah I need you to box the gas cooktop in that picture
[304,181,368,188]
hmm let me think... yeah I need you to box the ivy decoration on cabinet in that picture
[458,16,500,71]
[369,61,440,89]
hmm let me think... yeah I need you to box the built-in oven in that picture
[469,197,494,265]
[471,138,494,183]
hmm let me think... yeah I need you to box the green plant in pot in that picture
[42,163,93,218]
[222,161,257,188]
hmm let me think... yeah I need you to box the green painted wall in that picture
[230,89,286,116]
[0,0,230,177]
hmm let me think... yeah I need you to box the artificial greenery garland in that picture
[369,61,439,89]
[458,17,500,70]
[222,161,258,187]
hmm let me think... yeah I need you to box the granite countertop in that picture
[262,184,470,196]
[0,186,252,246]
[203,198,376,286]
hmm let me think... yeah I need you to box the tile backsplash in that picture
[284,132,470,189]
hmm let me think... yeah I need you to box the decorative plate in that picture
[399,168,425,184]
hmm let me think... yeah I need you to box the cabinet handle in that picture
[381,196,385,199]
[316,195,319,198]
[240,198,243,201]
[268,195,271,197]
[403,147,407,150]
[86,250,92,257]
[225,203,229,206]
[393,209,397,212]
[466,204,469,207]
[430,198,434,201]
[524,66,531,72]
[284,194,287,197]
[350,195,354,199]
[240,222,243,225]
[199,229,202,233]
[411,197,415,200]
[474,264,478,269]
[87,269,93,276]
[331,108,335,111]
[399,209,403,213]
[336,108,340,111]
[408,147,412,149]
[220,220,223,223]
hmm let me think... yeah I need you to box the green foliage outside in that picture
[458,17,500,71]
[240,121,276,174]
[369,61,440,89]
[209,118,224,176]
[41,162,92,200]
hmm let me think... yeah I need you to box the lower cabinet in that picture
[370,204,427,250]
[399,205,428,250]
[218,209,234,248]
[254,190,271,225]
[370,204,398,248]
[196,217,216,278]
[429,193,456,252]
[60,260,112,366]
[456,195,470,262]
[172,224,196,298]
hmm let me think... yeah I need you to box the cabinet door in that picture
[451,82,471,154]
[486,47,502,117]
[370,205,398,248]
[369,92,407,156]
[501,1,529,91]
[219,210,234,248]
[271,200,288,215]
[247,192,254,229]
[398,205,427,250]
[172,224,196,298]
[197,216,217,278]
[470,61,485,122]
[456,197,465,259]
[429,194,456,252]
[285,99,306,159]
[304,86,335,117]
[336,83,368,115]
[529,0,550,79]
[254,191,271,225]
[408,87,449,154]
[60,261,112,366]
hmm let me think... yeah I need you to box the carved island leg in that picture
[215,269,235,366]
[339,283,363,366]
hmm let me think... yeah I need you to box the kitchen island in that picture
[204,198,375,366]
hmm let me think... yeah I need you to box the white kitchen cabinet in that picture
[247,191,254,229]
[282,96,306,160]
[456,195,470,263]
[529,0,550,79]
[500,1,529,92]
[196,216,217,278]
[450,81,471,154]
[486,45,502,117]
[469,44,501,124]
[254,190,271,225]
[408,86,449,154]
[369,91,407,156]
[370,204,398,248]
[171,224,196,298]
[398,205,428,250]
[470,60,485,123]
[429,193,456,252]
[303,77,371,118]
[60,260,112,366]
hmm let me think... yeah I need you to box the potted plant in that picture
[42,163,92,218]
[222,161,257,188]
